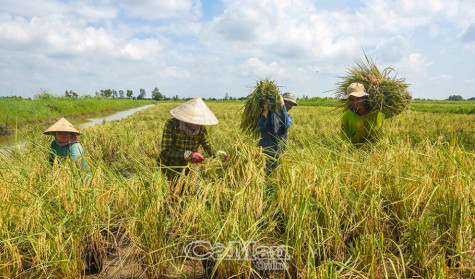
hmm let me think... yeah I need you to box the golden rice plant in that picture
[1,102,474,278]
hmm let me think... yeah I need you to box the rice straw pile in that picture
[335,54,412,117]
[240,79,283,135]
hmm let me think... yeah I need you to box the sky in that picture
[1,0,475,100]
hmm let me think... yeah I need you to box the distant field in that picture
[297,98,475,114]
[0,96,156,126]
[409,100,475,114]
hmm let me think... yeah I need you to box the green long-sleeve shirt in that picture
[49,141,87,169]
[341,109,385,146]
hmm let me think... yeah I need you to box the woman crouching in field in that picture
[159,97,227,189]
[44,117,87,169]
[341,83,388,147]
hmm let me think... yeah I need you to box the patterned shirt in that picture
[159,118,213,167]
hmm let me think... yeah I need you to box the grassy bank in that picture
[0,96,156,127]
[1,103,474,278]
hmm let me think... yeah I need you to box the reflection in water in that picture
[79,104,155,128]
[0,104,155,153]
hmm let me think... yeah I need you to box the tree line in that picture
[63,88,249,101]
[447,95,475,101]
[64,87,184,101]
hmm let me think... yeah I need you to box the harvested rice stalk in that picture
[241,79,283,135]
[335,53,412,117]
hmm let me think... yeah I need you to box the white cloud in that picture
[1,0,475,99]
[0,0,118,22]
[407,53,433,70]
[120,38,162,60]
[370,35,410,63]
[119,0,201,20]
[237,57,285,77]
[204,0,359,61]
[162,66,191,79]
[429,74,453,81]
[0,13,166,60]
[0,0,67,17]
[0,15,31,46]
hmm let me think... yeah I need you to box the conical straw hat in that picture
[43,117,81,135]
[170,97,219,125]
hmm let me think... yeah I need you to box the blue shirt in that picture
[256,105,292,157]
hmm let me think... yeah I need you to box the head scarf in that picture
[55,133,80,147]
[178,120,201,136]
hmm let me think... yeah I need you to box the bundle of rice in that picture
[335,54,412,117]
[240,78,283,135]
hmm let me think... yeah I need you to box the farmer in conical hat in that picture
[341,83,386,146]
[159,97,228,181]
[258,92,296,176]
[281,92,297,141]
[44,117,87,169]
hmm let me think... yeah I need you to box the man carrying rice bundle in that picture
[159,97,228,186]
[337,54,411,147]
[257,92,296,175]
[241,79,297,175]
[340,83,386,146]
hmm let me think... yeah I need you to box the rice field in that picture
[0,102,474,278]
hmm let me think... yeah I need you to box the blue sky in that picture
[1,0,474,99]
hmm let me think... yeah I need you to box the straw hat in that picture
[282,92,297,106]
[342,83,369,99]
[170,97,219,125]
[43,117,80,135]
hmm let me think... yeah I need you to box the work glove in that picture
[190,152,205,163]
[216,150,228,161]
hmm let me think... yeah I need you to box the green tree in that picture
[447,95,464,101]
[138,88,146,99]
[104,89,112,98]
[126,90,133,99]
[65,90,71,97]
[152,87,163,100]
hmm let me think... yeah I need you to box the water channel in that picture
[0,104,155,152]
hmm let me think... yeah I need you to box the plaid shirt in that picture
[159,118,213,168]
